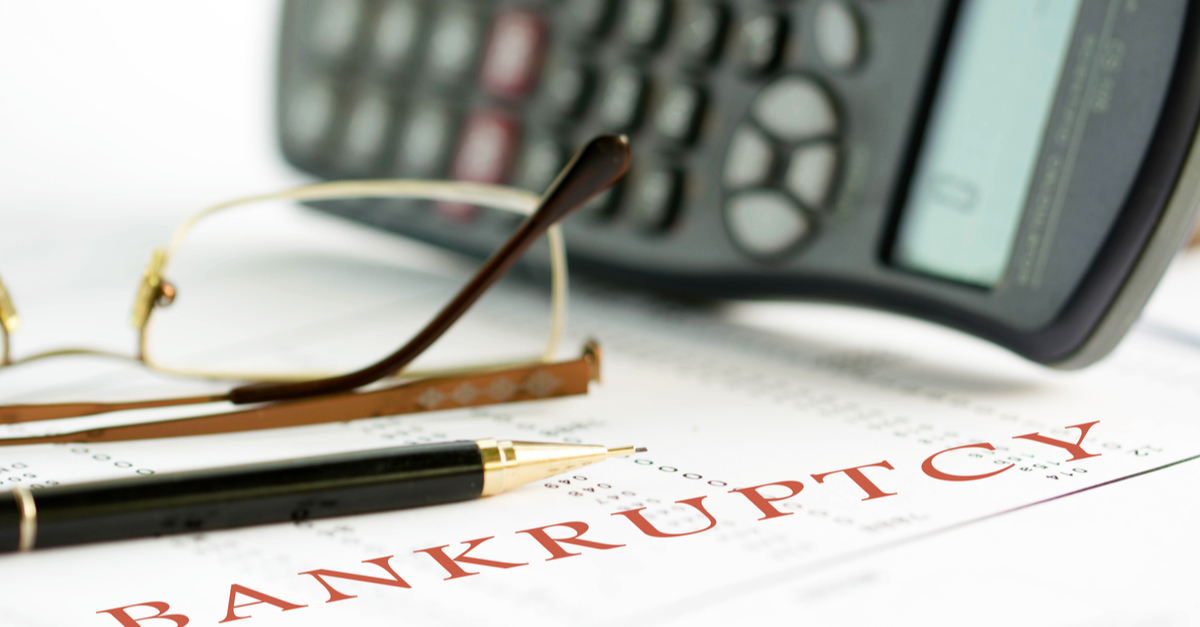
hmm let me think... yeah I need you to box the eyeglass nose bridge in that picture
[130,248,175,333]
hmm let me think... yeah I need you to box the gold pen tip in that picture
[606,446,647,457]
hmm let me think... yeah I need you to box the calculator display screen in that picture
[892,0,1083,288]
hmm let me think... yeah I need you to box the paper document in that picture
[1,225,1199,626]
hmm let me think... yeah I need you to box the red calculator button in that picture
[480,9,547,100]
[441,111,521,222]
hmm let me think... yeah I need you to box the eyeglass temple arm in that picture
[228,134,631,406]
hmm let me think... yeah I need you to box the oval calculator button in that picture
[542,61,593,120]
[733,10,785,74]
[621,0,672,49]
[679,3,728,64]
[564,0,615,38]
[481,9,547,100]
[632,169,682,231]
[373,0,422,73]
[752,77,838,142]
[785,141,838,208]
[599,66,649,132]
[725,191,810,258]
[284,78,339,160]
[339,90,394,176]
[814,0,863,70]
[723,125,776,189]
[310,0,366,63]
[655,83,706,144]
[427,3,482,84]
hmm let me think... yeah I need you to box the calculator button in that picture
[582,184,621,220]
[655,83,705,144]
[514,137,566,193]
[733,11,786,74]
[444,111,520,222]
[621,0,672,50]
[785,142,838,208]
[427,3,482,84]
[310,0,366,64]
[599,66,649,132]
[396,103,458,178]
[724,191,810,258]
[339,91,394,176]
[564,0,615,39]
[542,61,594,119]
[679,3,728,65]
[723,125,775,189]
[373,0,423,73]
[753,77,838,142]
[284,78,339,160]
[632,169,681,230]
[481,9,547,100]
[814,0,862,70]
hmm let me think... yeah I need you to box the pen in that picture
[0,439,645,553]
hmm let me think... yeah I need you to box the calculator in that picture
[275,0,1200,369]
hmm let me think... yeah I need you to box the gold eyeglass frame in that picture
[0,135,631,446]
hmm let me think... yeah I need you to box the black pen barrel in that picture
[0,440,483,552]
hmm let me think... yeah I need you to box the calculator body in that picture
[276,0,1200,368]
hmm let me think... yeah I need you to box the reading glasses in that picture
[0,135,630,447]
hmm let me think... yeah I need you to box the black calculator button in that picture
[752,76,838,142]
[563,0,615,39]
[785,142,838,208]
[599,66,649,132]
[396,103,458,178]
[678,2,728,65]
[514,136,566,193]
[338,90,395,176]
[309,0,367,64]
[426,3,482,84]
[733,11,786,74]
[814,0,863,71]
[372,0,423,74]
[582,184,621,220]
[283,78,340,161]
[632,169,682,231]
[724,191,811,258]
[481,9,547,100]
[621,0,672,50]
[542,61,594,120]
[655,83,706,144]
[723,125,775,189]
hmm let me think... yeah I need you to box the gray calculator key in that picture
[600,66,649,132]
[340,91,394,175]
[543,61,593,119]
[633,169,682,230]
[427,3,481,83]
[284,78,339,159]
[565,0,615,38]
[815,0,863,70]
[310,0,365,63]
[753,77,838,141]
[723,125,776,189]
[621,0,671,49]
[725,191,810,257]
[679,3,728,64]
[397,104,457,177]
[785,141,838,208]
[514,137,566,193]
[655,83,705,144]
[733,11,785,74]
[373,0,422,73]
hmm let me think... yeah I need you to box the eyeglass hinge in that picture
[0,275,19,334]
[130,248,170,331]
